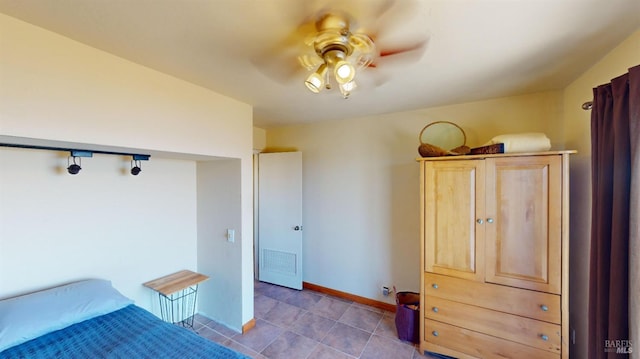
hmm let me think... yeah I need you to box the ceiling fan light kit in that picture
[301,13,376,99]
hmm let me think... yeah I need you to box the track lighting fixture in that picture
[130,154,149,176]
[0,143,151,176]
[67,150,93,175]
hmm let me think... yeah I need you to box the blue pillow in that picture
[0,279,133,352]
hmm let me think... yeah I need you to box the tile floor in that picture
[192,280,442,359]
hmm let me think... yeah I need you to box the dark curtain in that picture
[589,64,640,359]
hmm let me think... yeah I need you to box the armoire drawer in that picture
[424,272,560,323]
[424,319,559,359]
[425,296,561,353]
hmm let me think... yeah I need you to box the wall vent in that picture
[262,249,297,276]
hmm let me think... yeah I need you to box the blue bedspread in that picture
[0,305,250,359]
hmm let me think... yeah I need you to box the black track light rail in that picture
[0,143,150,160]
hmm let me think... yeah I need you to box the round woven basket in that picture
[418,121,470,157]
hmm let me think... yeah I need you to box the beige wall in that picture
[0,13,255,330]
[0,14,250,158]
[265,91,564,303]
[197,159,243,329]
[562,28,640,359]
[253,127,267,152]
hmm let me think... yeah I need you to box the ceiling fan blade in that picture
[379,38,428,58]
[251,0,426,88]
[366,37,428,74]
[250,17,319,84]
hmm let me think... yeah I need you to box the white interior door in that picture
[257,152,303,290]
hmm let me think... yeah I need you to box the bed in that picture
[0,279,249,359]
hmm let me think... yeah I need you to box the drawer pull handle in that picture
[432,331,439,337]
[486,218,494,223]
[540,305,549,311]
[432,283,438,289]
[541,334,549,341]
[476,219,484,224]
[432,307,439,313]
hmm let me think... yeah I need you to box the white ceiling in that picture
[1,0,638,128]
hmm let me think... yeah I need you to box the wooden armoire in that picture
[418,151,573,359]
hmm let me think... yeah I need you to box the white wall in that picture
[0,148,196,310]
[562,29,640,359]
[0,13,254,330]
[265,91,564,304]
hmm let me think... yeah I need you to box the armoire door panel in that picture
[485,156,562,294]
[424,160,485,281]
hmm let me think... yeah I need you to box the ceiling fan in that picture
[299,12,378,98]
[254,2,427,99]
[300,10,426,98]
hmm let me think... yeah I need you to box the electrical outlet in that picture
[382,286,390,296]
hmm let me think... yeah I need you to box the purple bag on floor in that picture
[395,291,420,343]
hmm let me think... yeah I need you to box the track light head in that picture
[130,159,142,176]
[67,163,81,175]
[67,156,82,175]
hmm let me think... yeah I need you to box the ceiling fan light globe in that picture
[334,61,355,84]
[341,80,356,92]
[305,73,323,93]
[305,63,327,93]
[339,80,357,98]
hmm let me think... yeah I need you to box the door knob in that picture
[293,226,302,231]
[486,218,494,223]
[476,219,484,224]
